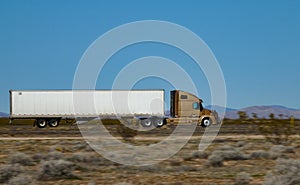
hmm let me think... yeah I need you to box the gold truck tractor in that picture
[166,90,218,127]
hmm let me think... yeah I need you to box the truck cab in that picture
[169,90,217,127]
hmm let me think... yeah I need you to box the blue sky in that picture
[0,0,300,113]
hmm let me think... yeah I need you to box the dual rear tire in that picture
[140,118,165,128]
[36,118,60,128]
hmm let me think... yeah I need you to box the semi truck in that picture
[9,90,218,128]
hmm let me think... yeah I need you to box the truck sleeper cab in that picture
[167,90,217,127]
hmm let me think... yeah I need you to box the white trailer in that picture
[10,90,165,128]
[9,89,217,128]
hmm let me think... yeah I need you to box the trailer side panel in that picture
[10,90,164,118]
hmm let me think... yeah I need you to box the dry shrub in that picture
[206,145,249,167]
[68,152,92,163]
[45,151,65,160]
[32,153,45,162]
[264,158,300,185]
[192,151,208,159]
[169,159,182,166]
[250,145,295,160]
[215,150,249,160]
[68,152,102,164]
[0,164,22,183]
[235,141,246,148]
[73,142,89,151]
[38,159,78,180]
[10,152,33,166]
[268,145,295,159]
[214,145,249,160]
[269,145,294,154]
[207,152,224,167]
[7,174,32,185]
[250,150,270,159]
[234,172,251,185]
[184,150,208,161]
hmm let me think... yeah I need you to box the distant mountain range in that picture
[207,105,300,119]
[0,112,8,118]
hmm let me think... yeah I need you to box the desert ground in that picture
[0,119,299,185]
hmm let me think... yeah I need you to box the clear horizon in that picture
[1,1,300,113]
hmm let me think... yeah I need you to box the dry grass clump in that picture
[68,152,93,163]
[206,145,249,167]
[45,151,65,160]
[9,152,33,166]
[250,150,270,159]
[234,172,252,185]
[0,164,23,183]
[264,158,300,185]
[235,141,246,148]
[269,145,294,154]
[183,150,208,161]
[38,159,78,180]
[207,153,224,167]
[32,153,45,162]
[67,152,102,164]
[250,145,295,159]
[32,151,65,163]
[73,142,89,151]
[7,174,32,185]
[192,151,208,159]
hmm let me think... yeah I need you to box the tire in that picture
[201,117,211,127]
[154,118,164,127]
[141,119,153,127]
[48,119,59,127]
[36,119,47,128]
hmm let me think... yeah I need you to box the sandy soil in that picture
[0,123,299,185]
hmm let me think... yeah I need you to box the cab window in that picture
[193,102,199,109]
[180,95,188,99]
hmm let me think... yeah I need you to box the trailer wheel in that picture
[201,117,211,127]
[154,118,164,127]
[36,119,47,128]
[141,119,153,127]
[48,119,59,127]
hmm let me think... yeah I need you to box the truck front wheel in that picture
[201,117,211,127]
[36,119,47,128]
